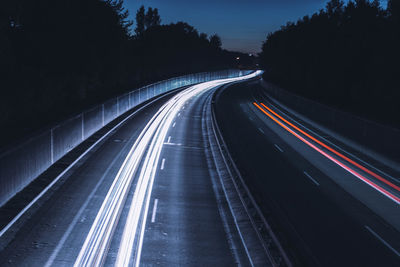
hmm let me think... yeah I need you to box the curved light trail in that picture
[259,102,400,192]
[253,102,400,205]
[74,71,262,267]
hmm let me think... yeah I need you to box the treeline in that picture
[260,0,400,128]
[131,6,237,82]
[0,1,240,148]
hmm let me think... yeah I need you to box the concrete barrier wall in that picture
[0,132,51,202]
[53,115,82,162]
[0,69,252,207]
[263,81,400,159]
[104,98,118,126]
[84,106,103,139]
[118,93,130,115]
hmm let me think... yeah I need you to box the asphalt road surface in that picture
[215,78,400,267]
[0,73,262,266]
[1,73,399,267]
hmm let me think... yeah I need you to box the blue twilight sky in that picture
[123,0,388,54]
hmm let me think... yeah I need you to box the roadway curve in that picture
[3,72,397,267]
[0,72,270,266]
[214,78,400,266]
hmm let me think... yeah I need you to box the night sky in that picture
[123,0,388,54]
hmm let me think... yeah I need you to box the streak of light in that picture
[74,71,262,267]
[260,103,400,192]
[253,102,400,204]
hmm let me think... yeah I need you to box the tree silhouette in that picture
[200,33,208,40]
[135,5,145,36]
[145,7,161,29]
[388,0,400,24]
[135,6,161,36]
[145,7,155,29]
[326,0,344,18]
[210,34,222,49]
[152,8,161,26]
[0,2,240,147]
[260,0,400,128]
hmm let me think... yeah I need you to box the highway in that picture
[0,72,271,266]
[0,71,399,267]
[215,79,400,266]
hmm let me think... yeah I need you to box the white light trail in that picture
[73,71,262,267]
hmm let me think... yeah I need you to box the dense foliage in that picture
[260,0,400,127]
[0,1,238,147]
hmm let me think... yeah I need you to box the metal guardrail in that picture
[0,69,252,207]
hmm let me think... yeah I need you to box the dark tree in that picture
[0,2,238,147]
[133,21,236,79]
[135,5,145,36]
[145,7,161,29]
[145,7,154,29]
[209,34,222,49]
[326,0,344,17]
[135,6,161,36]
[388,0,400,24]
[152,8,161,27]
[260,0,400,128]
[200,33,208,40]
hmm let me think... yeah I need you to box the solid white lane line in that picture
[274,144,284,153]
[172,122,176,128]
[167,136,171,143]
[303,171,320,186]
[258,128,264,134]
[365,226,400,257]
[151,199,159,223]
[160,158,165,170]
